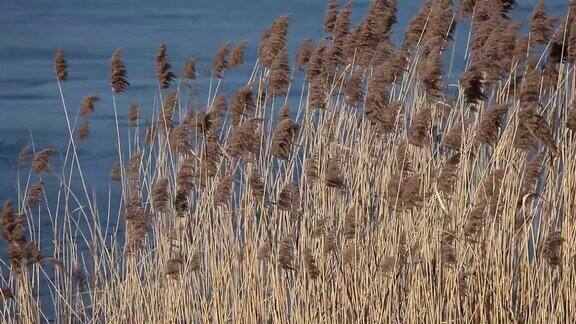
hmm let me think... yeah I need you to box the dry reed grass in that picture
[2,0,576,322]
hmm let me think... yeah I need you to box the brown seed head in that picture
[128,102,139,126]
[213,43,230,79]
[304,248,320,280]
[295,38,313,71]
[26,181,45,207]
[76,120,90,141]
[182,57,197,80]
[155,43,176,89]
[79,95,100,117]
[230,41,247,69]
[231,86,255,126]
[54,49,68,81]
[323,0,340,33]
[152,178,170,213]
[259,14,291,68]
[18,146,30,165]
[110,49,129,93]
[542,230,563,267]
[530,0,556,46]
[32,149,55,174]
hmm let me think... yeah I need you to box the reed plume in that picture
[0,287,13,300]
[445,120,473,152]
[212,94,229,119]
[177,157,195,191]
[326,157,346,189]
[323,230,337,255]
[364,64,390,126]
[199,135,222,180]
[26,181,44,207]
[215,175,235,207]
[306,43,325,82]
[152,178,169,213]
[231,86,255,126]
[76,120,90,141]
[304,248,320,280]
[278,235,295,270]
[165,258,182,279]
[408,106,432,147]
[79,95,100,117]
[123,196,150,253]
[230,41,247,68]
[343,210,356,240]
[308,78,327,109]
[520,153,543,194]
[32,149,55,173]
[1,201,40,271]
[277,182,300,212]
[343,26,361,62]
[515,107,557,153]
[542,230,563,267]
[530,0,555,46]
[213,43,230,79]
[267,47,291,96]
[257,243,272,262]
[259,14,291,68]
[345,69,364,107]
[295,38,313,71]
[174,189,190,217]
[155,44,176,89]
[323,0,339,33]
[110,49,129,93]
[54,49,68,81]
[460,66,486,105]
[380,101,403,135]
[182,58,197,80]
[440,229,457,267]
[127,151,142,181]
[325,2,352,72]
[110,161,121,182]
[464,204,488,242]
[169,124,193,156]
[420,46,444,101]
[404,1,433,49]
[18,146,30,165]
[227,118,262,160]
[387,173,424,210]
[437,154,460,196]
[305,156,319,184]
[474,104,508,146]
[373,39,393,67]
[128,102,139,126]
[270,105,299,160]
[513,35,530,62]
[567,101,576,131]
[458,0,476,16]
[249,169,265,201]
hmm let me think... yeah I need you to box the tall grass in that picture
[2,0,576,322]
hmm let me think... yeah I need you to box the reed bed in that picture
[2,0,576,322]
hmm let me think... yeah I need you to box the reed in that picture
[2,1,576,322]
